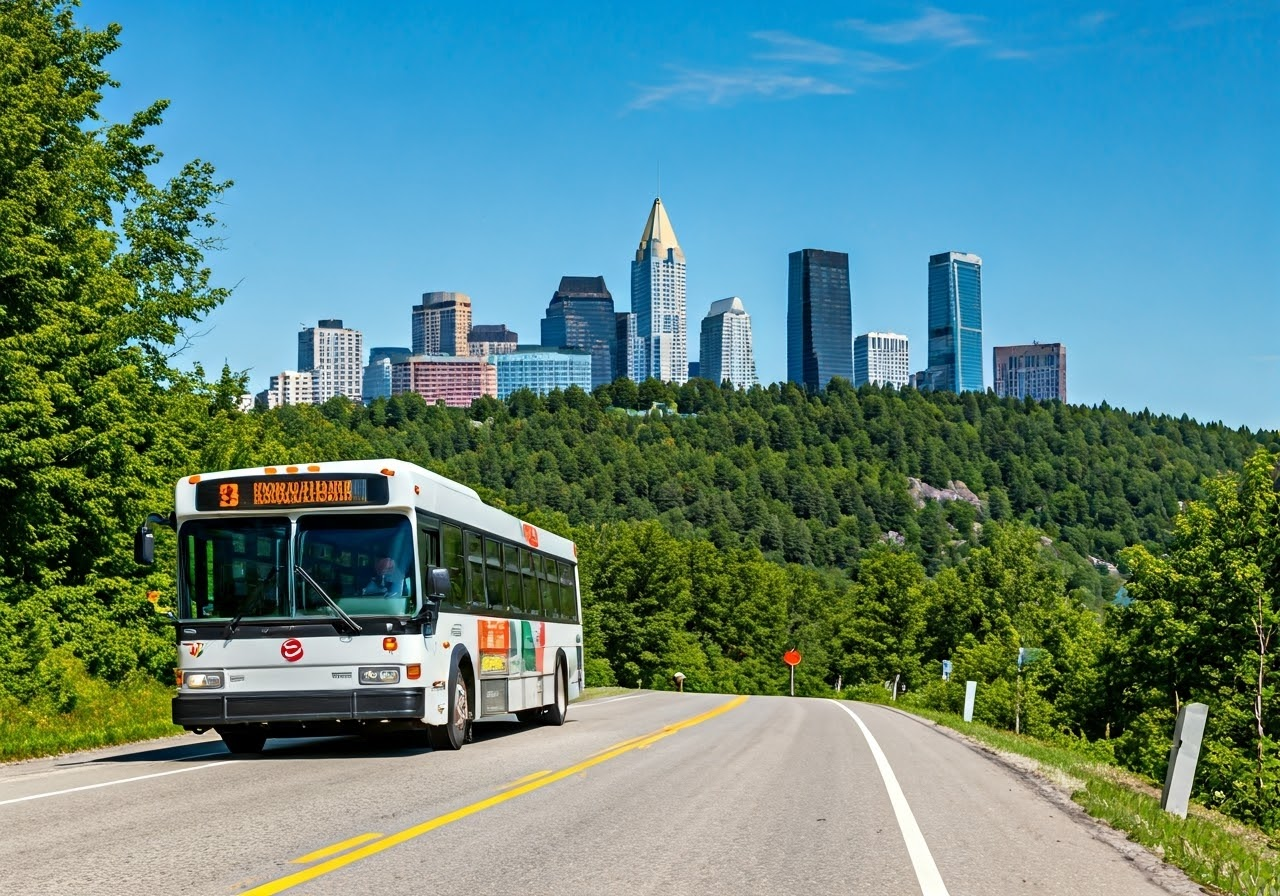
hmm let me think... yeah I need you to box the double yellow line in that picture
[244,695,748,894]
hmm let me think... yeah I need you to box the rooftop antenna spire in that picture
[656,162,661,200]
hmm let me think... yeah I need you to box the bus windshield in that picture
[178,513,416,621]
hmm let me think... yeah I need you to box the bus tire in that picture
[429,654,471,750]
[219,727,266,755]
[545,657,568,727]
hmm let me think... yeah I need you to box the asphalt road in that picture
[0,692,1202,895]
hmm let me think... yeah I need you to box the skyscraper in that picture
[614,312,644,382]
[412,291,472,356]
[700,297,758,390]
[541,276,616,390]
[297,319,364,403]
[468,324,519,357]
[925,252,983,393]
[854,332,910,388]
[787,249,852,392]
[631,198,687,384]
[993,342,1067,402]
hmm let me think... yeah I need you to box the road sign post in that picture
[783,649,802,696]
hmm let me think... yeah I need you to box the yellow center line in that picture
[244,695,748,895]
[290,832,383,864]
[506,770,553,787]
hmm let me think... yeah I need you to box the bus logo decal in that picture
[187,642,204,658]
[281,638,304,662]
[522,523,539,547]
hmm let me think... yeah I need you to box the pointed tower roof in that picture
[635,198,684,263]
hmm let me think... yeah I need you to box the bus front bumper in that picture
[174,689,426,727]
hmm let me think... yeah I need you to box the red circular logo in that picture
[281,638,304,662]
[783,649,802,667]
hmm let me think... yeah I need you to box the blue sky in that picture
[83,1,1278,431]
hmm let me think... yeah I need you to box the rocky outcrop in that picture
[906,478,983,510]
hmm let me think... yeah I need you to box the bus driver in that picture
[362,556,403,596]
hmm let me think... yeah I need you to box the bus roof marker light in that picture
[307,465,321,472]
[187,475,200,484]
[381,468,395,476]
[264,467,277,475]
[286,466,299,473]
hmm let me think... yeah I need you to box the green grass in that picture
[904,705,1280,896]
[0,674,183,763]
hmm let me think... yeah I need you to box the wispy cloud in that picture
[630,67,851,111]
[751,31,846,65]
[843,7,986,47]
[1076,10,1114,31]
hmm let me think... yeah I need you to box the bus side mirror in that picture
[135,526,155,565]
[426,568,450,599]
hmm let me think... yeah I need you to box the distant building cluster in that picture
[252,197,1066,409]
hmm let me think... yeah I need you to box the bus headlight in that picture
[184,671,224,689]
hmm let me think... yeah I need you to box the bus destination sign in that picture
[194,474,390,511]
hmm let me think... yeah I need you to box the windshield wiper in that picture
[294,565,362,633]
[224,566,279,640]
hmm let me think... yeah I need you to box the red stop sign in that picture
[783,649,802,667]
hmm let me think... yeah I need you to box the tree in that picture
[0,0,231,686]
[1110,449,1279,829]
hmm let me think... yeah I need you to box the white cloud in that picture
[751,31,846,65]
[630,67,851,110]
[843,7,986,47]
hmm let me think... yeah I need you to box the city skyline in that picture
[82,2,1278,431]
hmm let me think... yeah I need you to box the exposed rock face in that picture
[907,478,983,510]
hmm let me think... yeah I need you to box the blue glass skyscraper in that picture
[787,249,852,392]
[540,276,616,389]
[926,251,983,393]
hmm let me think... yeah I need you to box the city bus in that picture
[134,458,583,754]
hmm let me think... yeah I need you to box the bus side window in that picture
[539,554,558,620]
[558,561,577,623]
[441,524,466,609]
[465,530,486,607]
[484,536,505,611]
[520,548,540,616]
[503,544,521,614]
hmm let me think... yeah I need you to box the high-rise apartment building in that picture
[493,348,593,400]
[854,332,910,389]
[297,319,364,403]
[412,291,472,356]
[993,342,1067,402]
[787,249,852,392]
[541,276,616,390]
[468,324,519,357]
[362,346,411,403]
[925,252,983,393]
[391,355,496,408]
[614,312,644,382]
[699,297,758,390]
[631,198,687,384]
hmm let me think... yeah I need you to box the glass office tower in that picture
[926,251,983,393]
[540,276,616,390]
[787,249,852,392]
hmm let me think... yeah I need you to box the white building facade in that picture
[297,319,364,403]
[853,331,910,389]
[699,297,758,390]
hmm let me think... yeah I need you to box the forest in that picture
[1,0,1277,834]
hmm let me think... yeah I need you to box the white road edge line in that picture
[0,760,238,807]
[572,693,648,708]
[832,701,950,896]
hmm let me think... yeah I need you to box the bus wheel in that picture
[219,727,266,755]
[429,663,470,750]
[545,660,568,727]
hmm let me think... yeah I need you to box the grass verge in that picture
[905,706,1279,896]
[0,675,183,764]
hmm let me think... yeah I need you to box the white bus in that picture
[134,458,583,754]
